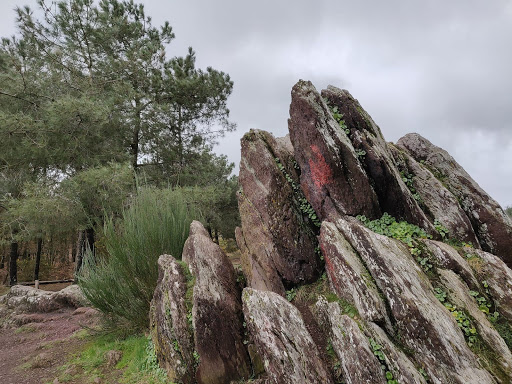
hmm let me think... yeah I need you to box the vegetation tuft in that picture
[78,187,194,332]
[52,332,167,384]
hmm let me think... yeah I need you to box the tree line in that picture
[0,0,240,286]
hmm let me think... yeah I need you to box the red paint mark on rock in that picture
[309,145,333,189]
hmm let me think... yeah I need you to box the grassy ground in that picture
[51,331,168,384]
[0,285,10,295]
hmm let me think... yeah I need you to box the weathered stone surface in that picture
[470,248,512,324]
[237,129,321,295]
[321,86,434,232]
[51,284,89,308]
[438,269,512,381]
[319,220,388,324]
[334,216,494,384]
[397,133,512,264]
[242,288,332,384]
[315,297,386,384]
[183,221,250,384]
[5,284,87,313]
[423,240,480,290]
[288,80,380,221]
[364,322,427,384]
[149,255,195,384]
[390,144,480,245]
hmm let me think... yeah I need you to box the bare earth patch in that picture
[0,305,99,384]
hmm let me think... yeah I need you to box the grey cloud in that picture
[1,0,511,206]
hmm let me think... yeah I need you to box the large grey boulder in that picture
[288,80,380,221]
[470,248,512,324]
[149,255,195,384]
[390,144,480,245]
[423,239,480,290]
[5,284,88,313]
[242,288,332,384]
[237,129,321,295]
[333,216,495,384]
[182,221,251,384]
[314,297,386,384]
[319,220,388,324]
[397,133,512,264]
[438,269,512,380]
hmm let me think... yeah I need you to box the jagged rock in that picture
[5,284,87,313]
[182,221,251,384]
[397,133,512,264]
[469,248,512,324]
[150,255,195,384]
[315,297,386,384]
[364,322,427,384]
[237,129,321,295]
[423,240,480,290]
[242,288,332,384]
[321,86,434,232]
[51,284,89,308]
[319,220,388,324]
[288,80,380,221]
[438,269,512,380]
[390,144,480,245]
[333,216,495,384]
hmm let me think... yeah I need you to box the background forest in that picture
[0,0,240,287]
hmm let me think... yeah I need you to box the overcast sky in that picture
[1,0,511,207]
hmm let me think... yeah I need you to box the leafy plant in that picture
[78,187,194,332]
[355,149,367,159]
[400,171,423,205]
[286,288,297,302]
[433,219,449,239]
[357,213,436,273]
[328,105,349,132]
[274,157,321,228]
[434,287,478,347]
[369,338,398,384]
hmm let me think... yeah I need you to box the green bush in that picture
[78,187,194,332]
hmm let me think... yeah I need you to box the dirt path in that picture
[0,306,98,384]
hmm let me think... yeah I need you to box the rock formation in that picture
[2,284,89,313]
[152,80,512,384]
[397,133,512,262]
[151,221,251,384]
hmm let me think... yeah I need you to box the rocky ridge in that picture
[151,80,512,384]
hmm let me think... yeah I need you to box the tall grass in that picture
[78,187,194,331]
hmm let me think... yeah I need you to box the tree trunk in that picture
[214,228,219,245]
[131,98,142,172]
[34,237,43,282]
[9,241,19,286]
[0,246,5,269]
[75,231,85,278]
